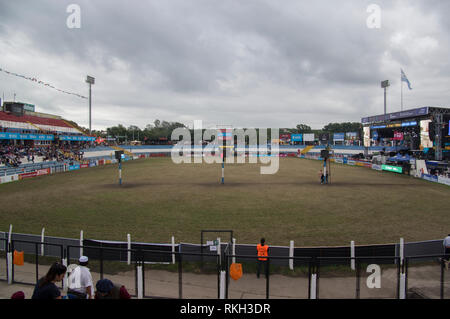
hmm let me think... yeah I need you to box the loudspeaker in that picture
[115,150,124,161]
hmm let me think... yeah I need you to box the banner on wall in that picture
[291,134,303,142]
[438,176,450,186]
[0,132,54,141]
[420,120,433,148]
[59,135,96,142]
[393,131,404,140]
[303,133,315,142]
[363,126,371,147]
[333,133,345,141]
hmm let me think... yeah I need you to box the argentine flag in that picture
[401,69,412,90]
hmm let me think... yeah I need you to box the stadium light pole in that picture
[381,80,390,116]
[86,76,95,135]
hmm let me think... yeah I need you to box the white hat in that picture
[79,256,88,263]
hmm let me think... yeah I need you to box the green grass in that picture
[0,157,449,247]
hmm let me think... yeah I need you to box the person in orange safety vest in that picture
[256,238,269,278]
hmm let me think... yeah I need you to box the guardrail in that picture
[1,236,448,299]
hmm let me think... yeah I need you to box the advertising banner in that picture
[218,129,232,141]
[372,130,379,140]
[333,133,345,141]
[422,174,438,183]
[361,107,428,124]
[347,160,356,166]
[334,158,344,164]
[319,133,329,142]
[59,135,96,142]
[438,176,450,186]
[19,172,37,180]
[291,134,303,142]
[0,132,54,141]
[81,164,89,168]
[420,120,433,148]
[303,133,315,142]
[372,164,382,171]
[382,165,403,173]
[346,132,358,140]
[36,168,50,176]
[279,133,291,141]
[363,126,371,147]
[68,164,80,171]
[393,131,404,140]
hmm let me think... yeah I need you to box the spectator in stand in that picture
[443,234,450,269]
[31,262,67,299]
[11,291,25,299]
[95,279,131,299]
[67,256,94,299]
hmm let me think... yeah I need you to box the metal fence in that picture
[0,232,449,299]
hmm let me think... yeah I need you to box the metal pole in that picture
[119,161,122,186]
[384,87,387,115]
[401,78,403,111]
[89,83,92,134]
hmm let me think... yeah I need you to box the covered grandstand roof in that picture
[0,111,81,134]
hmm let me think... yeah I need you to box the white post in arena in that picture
[220,271,226,299]
[137,263,143,299]
[310,274,317,299]
[351,241,355,270]
[217,237,221,265]
[399,272,406,299]
[289,240,294,270]
[127,234,131,265]
[399,238,404,266]
[62,256,68,293]
[41,228,45,257]
[232,238,236,264]
[172,236,176,265]
[7,224,12,284]
[399,238,406,299]
[80,230,84,257]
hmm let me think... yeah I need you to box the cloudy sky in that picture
[0,0,449,130]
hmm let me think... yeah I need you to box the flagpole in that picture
[401,70,403,111]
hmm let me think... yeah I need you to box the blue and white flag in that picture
[401,69,412,90]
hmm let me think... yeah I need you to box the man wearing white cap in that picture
[67,256,94,299]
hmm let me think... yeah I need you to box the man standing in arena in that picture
[256,238,269,278]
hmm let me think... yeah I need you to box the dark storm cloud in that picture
[0,1,449,129]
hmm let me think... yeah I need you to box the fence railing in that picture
[1,235,448,299]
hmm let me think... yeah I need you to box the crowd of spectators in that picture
[0,143,86,167]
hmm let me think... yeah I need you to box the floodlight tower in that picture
[381,80,390,116]
[86,75,95,134]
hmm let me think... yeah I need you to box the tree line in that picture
[83,120,362,143]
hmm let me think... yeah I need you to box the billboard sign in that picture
[393,131,404,140]
[333,133,345,141]
[382,165,403,173]
[291,134,303,142]
[362,107,429,124]
[60,135,96,142]
[346,132,358,140]
[0,132,54,141]
[303,133,315,142]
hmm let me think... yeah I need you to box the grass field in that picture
[0,157,449,246]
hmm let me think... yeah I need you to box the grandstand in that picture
[0,101,96,178]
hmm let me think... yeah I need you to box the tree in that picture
[296,124,312,132]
